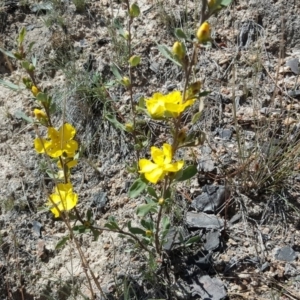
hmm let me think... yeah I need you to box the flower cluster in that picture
[34,122,79,217]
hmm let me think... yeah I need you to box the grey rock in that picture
[191,275,227,300]
[275,246,297,262]
[286,58,299,74]
[186,212,224,230]
[204,230,221,251]
[218,128,233,140]
[91,191,107,210]
[191,185,226,213]
[197,157,216,173]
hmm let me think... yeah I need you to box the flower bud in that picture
[208,0,216,9]
[129,3,140,18]
[28,63,35,72]
[124,30,130,40]
[158,197,164,206]
[121,76,131,88]
[31,86,39,97]
[129,55,141,67]
[196,22,211,44]
[172,41,185,60]
[33,109,48,123]
[125,122,134,132]
[145,230,153,237]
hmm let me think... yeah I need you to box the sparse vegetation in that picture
[0,0,300,299]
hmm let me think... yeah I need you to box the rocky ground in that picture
[1,0,300,299]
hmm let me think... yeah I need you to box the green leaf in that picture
[176,165,197,182]
[147,187,158,199]
[156,43,182,67]
[128,221,145,235]
[141,219,154,230]
[220,0,233,6]
[17,27,26,45]
[136,203,158,217]
[73,225,87,233]
[0,47,15,59]
[55,236,69,250]
[191,111,202,124]
[14,110,33,123]
[161,216,170,240]
[161,216,170,232]
[104,216,120,230]
[198,91,211,97]
[36,92,51,105]
[185,235,201,247]
[129,177,147,198]
[32,55,37,67]
[21,60,30,71]
[28,42,36,53]
[174,28,188,40]
[138,96,145,109]
[105,113,126,131]
[0,79,21,91]
[110,64,122,80]
[86,209,92,221]
[91,229,100,241]
[164,188,171,200]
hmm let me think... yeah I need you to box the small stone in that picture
[244,241,250,247]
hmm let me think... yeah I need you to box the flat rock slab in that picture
[191,185,226,213]
[275,246,298,262]
[192,275,227,300]
[186,212,224,230]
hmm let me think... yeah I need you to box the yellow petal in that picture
[64,140,78,156]
[145,167,165,184]
[47,147,63,158]
[48,127,59,140]
[151,146,164,165]
[139,159,157,173]
[34,138,49,153]
[60,123,76,141]
[164,161,184,172]
[146,99,165,118]
[48,183,78,217]
[162,143,173,164]
[165,91,181,104]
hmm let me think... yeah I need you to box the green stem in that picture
[154,177,168,255]
[125,0,139,161]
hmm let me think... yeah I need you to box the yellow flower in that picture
[48,183,78,217]
[34,108,47,119]
[34,123,78,158]
[31,86,39,97]
[196,22,211,44]
[139,143,184,184]
[146,91,196,119]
